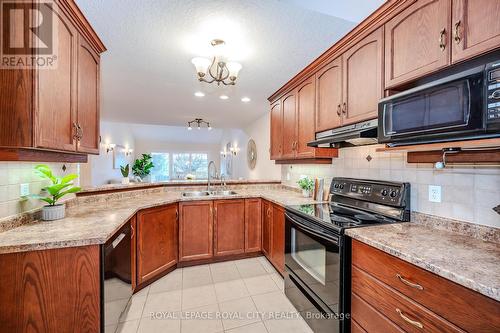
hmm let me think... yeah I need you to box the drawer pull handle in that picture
[396,274,423,290]
[396,308,423,329]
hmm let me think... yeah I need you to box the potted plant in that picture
[297,177,314,198]
[120,164,130,184]
[34,164,81,221]
[132,154,154,182]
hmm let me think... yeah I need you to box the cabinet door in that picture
[262,201,272,258]
[214,200,245,257]
[179,201,213,262]
[385,0,451,88]
[76,37,100,154]
[281,92,297,159]
[270,101,283,160]
[296,77,316,158]
[137,204,178,285]
[452,0,500,63]
[131,215,137,290]
[315,57,343,132]
[343,28,383,125]
[35,3,77,152]
[245,198,262,253]
[271,205,285,273]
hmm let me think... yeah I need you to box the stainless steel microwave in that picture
[378,61,500,146]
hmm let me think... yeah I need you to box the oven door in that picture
[378,67,484,145]
[285,211,341,314]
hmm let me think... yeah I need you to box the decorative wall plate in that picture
[247,139,257,170]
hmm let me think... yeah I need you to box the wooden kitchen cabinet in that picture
[452,0,500,63]
[352,240,500,333]
[271,204,285,273]
[385,0,451,88]
[262,200,273,257]
[245,198,262,253]
[136,204,178,285]
[343,27,383,125]
[270,101,283,160]
[315,57,343,132]
[296,77,316,158]
[179,201,214,262]
[0,0,105,162]
[281,92,297,159]
[214,200,246,257]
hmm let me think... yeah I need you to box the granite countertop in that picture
[345,223,500,301]
[79,179,281,194]
[0,188,316,254]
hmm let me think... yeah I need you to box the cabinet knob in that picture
[439,28,446,51]
[453,20,461,44]
[342,102,347,115]
[336,104,341,116]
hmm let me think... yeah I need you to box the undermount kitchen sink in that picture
[181,190,238,197]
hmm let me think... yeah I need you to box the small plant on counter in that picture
[132,154,154,181]
[120,164,130,184]
[33,164,81,221]
[297,176,314,198]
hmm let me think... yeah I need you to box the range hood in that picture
[307,119,378,148]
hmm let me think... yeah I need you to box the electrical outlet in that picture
[428,185,441,203]
[20,183,30,197]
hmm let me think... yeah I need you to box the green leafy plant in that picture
[297,177,314,191]
[34,165,81,206]
[132,154,154,178]
[120,164,130,177]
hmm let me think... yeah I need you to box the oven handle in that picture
[285,212,339,245]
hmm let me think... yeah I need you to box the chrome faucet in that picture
[207,161,217,192]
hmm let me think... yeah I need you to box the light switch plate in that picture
[428,185,441,203]
[20,183,30,197]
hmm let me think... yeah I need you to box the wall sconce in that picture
[220,149,228,158]
[105,143,116,154]
[229,145,240,156]
[125,148,134,156]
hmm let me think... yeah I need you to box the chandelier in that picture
[187,118,212,131]
[191,39,242,86]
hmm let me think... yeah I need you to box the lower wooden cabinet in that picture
[136,204,178,285]
[214,200,246,257]
[0,246,101,333]
[179,201,214,262]
[261,200,285,274]
[245,198,262,253]
[352,239,500,333]
[262,200,273,257]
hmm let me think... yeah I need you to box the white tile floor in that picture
[105,256,313,333]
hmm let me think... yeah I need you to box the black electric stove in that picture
[284,178,410,333]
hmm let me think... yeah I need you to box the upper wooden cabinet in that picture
[136,204,178,285]
[0,0,105,161]
[179,201,214,262]
[214,200,245,257]
[315,57,343,132]
[296,77,316,158]
[385,0,451,88]
[343,28,383,125]
[281,92,297,159]
[270,101,283,160]
[452,0,500,63]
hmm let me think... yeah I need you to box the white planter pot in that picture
[302,189,311,198]
[142,175,151,183]
[121,177,130,185]
[42,204,65,221]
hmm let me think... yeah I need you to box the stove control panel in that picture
[330,178,410,207]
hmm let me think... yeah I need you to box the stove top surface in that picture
[286,202,400,231]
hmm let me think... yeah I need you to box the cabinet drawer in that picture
[352,240,500,332]
[352,292,404,333]
[353,266,464,333]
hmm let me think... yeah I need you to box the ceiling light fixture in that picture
[219,95,229,100]
[187,118,212,131]
[191,39,242,86]
[241,97,251,103]
[194,91,205,97]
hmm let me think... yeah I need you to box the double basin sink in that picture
[182,190,238,197]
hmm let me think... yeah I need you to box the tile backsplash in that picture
[0,162,79,220]
[282,145,500,228]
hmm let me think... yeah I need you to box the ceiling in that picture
[76,0,384,129]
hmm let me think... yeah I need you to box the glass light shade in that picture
[226,62,242,78]
[187,126,192,130]
[191,57,211,74]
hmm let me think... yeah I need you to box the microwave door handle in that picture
[285,213,339,245]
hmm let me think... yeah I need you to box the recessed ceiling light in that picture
[219,95,229,100]
[241,97,251,103]
[194,91,205,97]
